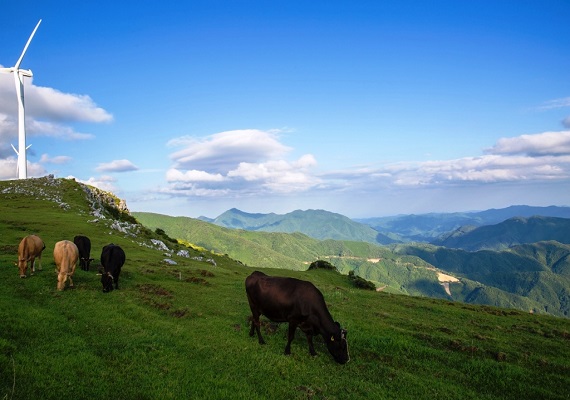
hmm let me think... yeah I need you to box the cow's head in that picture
[80,257,94,271]
[101,272,114,293]
[326,323,349,364]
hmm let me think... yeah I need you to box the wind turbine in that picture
[0,19,42,179]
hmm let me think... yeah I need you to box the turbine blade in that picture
[11,144,19,156]
[15,19,42,69]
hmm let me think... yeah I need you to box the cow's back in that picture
[54,240,79,272]
[18,235,44,259]
[101,244,126,272]
[54,240,79,291]
[73,235,91,257]
[246,271,325,321]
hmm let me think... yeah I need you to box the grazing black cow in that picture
[245,271,349,364]
[73,235,94,271]
[100,244,125,293]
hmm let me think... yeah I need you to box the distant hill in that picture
[357,205,570,242]
[432,216,570,251]
[203,208,397,245]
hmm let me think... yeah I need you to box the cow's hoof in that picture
[20,275,26,278]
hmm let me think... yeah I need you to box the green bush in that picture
[308,260,336,270]
[348,270,376,290]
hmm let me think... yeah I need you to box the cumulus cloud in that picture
[96,159,139,173]
[72,175,117,192]
[160,128,570,205]
[486,131,570,156]
[0,157,46,179]
[168,129,291,173]
[166,169,225,182]
[0,74,112,123]
[0,72,111,153]
[332,131,570,190]
[165,129,319,197]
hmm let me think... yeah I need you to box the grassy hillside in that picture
[2,178,570,399]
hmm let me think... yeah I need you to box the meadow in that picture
[1,178,569,399]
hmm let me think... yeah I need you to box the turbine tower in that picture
[0,19,42,179]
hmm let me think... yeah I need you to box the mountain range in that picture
[198,205,570,245]
[134,206,570,318]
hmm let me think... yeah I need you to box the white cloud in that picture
[164,129,320,197]
[166,169,225,182]
[143,128,570,216]
[96,159,139,173]
[0,157,46,179]
[487,131,570,156]
[0,72,111,156]
[168,129,291,173]
[72,175,117,192]
[40,154,72,164]
[0,73,113,123]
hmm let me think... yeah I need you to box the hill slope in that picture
[1,178,569,399]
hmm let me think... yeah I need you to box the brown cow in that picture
[17,235,45,278]
[54,240,79,291]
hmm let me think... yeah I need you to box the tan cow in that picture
[17,235,45,278]
[53,240,79,291]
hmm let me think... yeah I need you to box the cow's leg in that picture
[114,274,119,290]
[37,253,42,271]
[30,257,36,275]
[249,310,265,344]
[68,274,74,288]
[305,333,317,356]
[285,323,298,355]
[57,273,67,291]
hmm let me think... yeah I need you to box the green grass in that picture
[1,178,570,399]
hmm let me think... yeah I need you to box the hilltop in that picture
[1,177,570,399]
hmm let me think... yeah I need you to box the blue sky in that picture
[1,1,569,218]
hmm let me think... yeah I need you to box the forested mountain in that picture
[200,205,570,244]
[432,216,570,251]
[358,205,570,242]
[391,241,570,317]
[201,208,395,244]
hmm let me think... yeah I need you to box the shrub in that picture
[348,270,376,290]
[308,260,336,271]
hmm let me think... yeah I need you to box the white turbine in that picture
[0,19,42,179]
